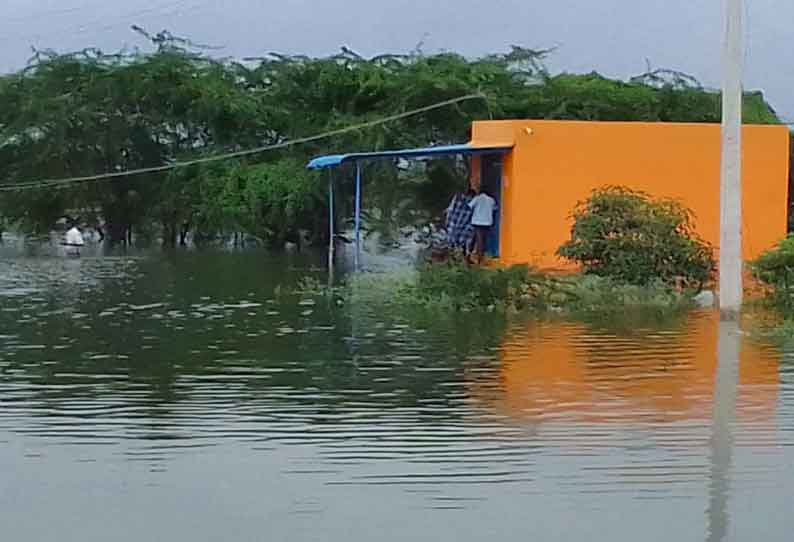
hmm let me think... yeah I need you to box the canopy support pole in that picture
[327,169,335,282]
[354,161,362,271]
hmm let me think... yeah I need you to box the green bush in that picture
[413,261,536,311]
[378,260,692,314]
[562,275,693,318]
[342,261,554,312]
[341,264,694,322]
[557,186,715,288]
[750,235,794,307]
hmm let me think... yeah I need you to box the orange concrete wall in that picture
[471,120,790,269]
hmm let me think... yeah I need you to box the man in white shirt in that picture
[468,188,497,263]
[64,222,85,256]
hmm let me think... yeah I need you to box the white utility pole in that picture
[720,0,744,315]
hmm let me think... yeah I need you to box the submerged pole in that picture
[328,169,335,281]
[354,161,362,271]
[720,0,744,315]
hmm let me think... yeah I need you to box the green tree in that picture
[0,32,780,246]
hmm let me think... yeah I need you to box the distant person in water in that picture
[444,188,476,253]
[468,187,497,264]
[64,222,85,256]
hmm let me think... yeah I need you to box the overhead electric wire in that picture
[0,0,205,45]
[3,4,89,26]
[72,0,200,37]
[0,93,487,192]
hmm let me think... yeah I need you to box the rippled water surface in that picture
[1,246,793,541]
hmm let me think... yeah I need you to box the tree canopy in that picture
[0,31,780,246]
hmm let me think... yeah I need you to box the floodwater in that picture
[1,243,793,541]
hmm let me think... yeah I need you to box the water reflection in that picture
[1,251,793,541]
[707,318,740,542]
[470,313,778,426]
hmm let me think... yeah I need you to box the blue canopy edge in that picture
[307,143,512,169]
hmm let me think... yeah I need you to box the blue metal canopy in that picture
[307,143,512,170]
[313,142,513,272]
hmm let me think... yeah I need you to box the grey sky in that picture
[2,0,792,121]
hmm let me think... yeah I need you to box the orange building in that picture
[469,120,790,269]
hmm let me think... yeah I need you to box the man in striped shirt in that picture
[444,189,475,252]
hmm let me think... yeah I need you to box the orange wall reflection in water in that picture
[467,313,779,425]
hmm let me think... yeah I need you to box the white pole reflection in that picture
[707,316,741,542]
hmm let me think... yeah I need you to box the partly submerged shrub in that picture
[562,275,694,318]
[343,262,694,318]
[345,262,556,312]
[557,186,715,289]
[750,235,794,308]
[413,262,536,311]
